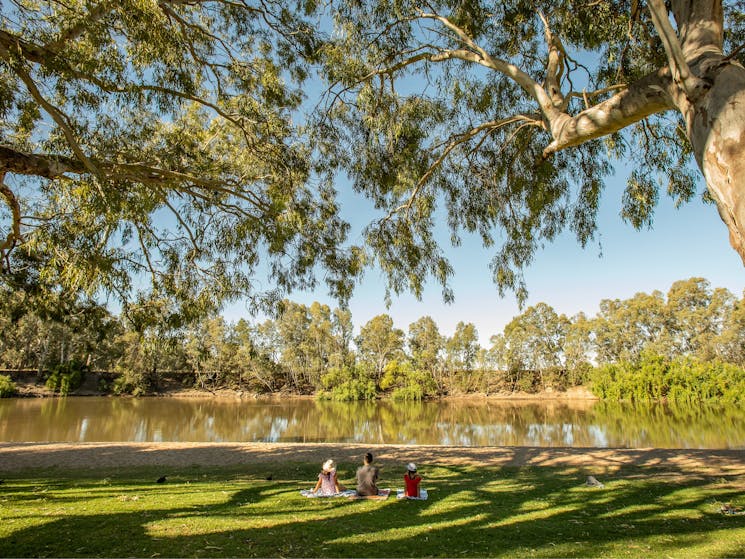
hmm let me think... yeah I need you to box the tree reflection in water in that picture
[1,397,744,448]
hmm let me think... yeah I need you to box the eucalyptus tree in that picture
[407,315,445,391]
[306,301,337,383]
[0,291,45,369]
[274,300,312,391]
[0,279,120,370]
[330,307,355,369]
[563,312,594,385]
[184,317,238,389]
[272,300,342,390]
[114,296,188,391]
[0,1,357,318]
[444,321,481,392]
[592,290,669,362]
[355,313,405,383]
[664,277,735,359]
[520,303,568,369]
[233,318,282,392]
[318,0,745,303]
[496,302,569,389]
[716,290,745,365]
[488,331,524,374]
[249,317,289,389]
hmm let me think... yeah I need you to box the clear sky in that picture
[222,161,745,348]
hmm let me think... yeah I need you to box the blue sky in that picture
[223,162,745,347]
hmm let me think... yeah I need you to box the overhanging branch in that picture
[420,12,557,116]
[384,115,543,221]
[543,69,676,156]
[0,145,272,214]
[0,173,22,271]
[538,11,567,110]
[411,12,676,157]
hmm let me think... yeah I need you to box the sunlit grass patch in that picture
[2,463,745,557]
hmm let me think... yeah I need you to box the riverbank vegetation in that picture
[0,374,16,397]
[1,277,743,401]
[593,354,745,405]
[2,461,744,558]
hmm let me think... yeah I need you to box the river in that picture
[1,396,744,448]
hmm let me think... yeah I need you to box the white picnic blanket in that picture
[300,489,357,498]
[396,488,428,500]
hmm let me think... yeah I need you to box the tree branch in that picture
[0,173,22,271]
[0,146,83,178]
[0,145,273,214]
[646,0,708,103]
[0,27,258,141]
[384,115,542,220]
[543,69,676,156]
[568,84,629,105]
[411,13,676,158]
[538,11,566,110]
[420,12,558,117]
[3,53,102,179]
[43,1,118,52]
[133,222,159,287]
[162,196,202,258]
[0,29,50,64]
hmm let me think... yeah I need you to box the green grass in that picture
[2,462,745,557]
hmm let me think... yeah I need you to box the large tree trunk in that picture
[687,57,745,263]
[673,0,745,264]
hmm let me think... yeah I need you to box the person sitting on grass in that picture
[403,462,422,498]
[312,459,345,495]
[355,452,379,496]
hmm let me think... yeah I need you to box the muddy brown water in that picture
[2,396,745,449]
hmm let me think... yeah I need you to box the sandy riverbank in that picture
[1,442,744,476]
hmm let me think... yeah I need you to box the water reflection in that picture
[0,397,744,449]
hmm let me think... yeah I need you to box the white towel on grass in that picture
[300,489,357,498]
[396,488,428,500]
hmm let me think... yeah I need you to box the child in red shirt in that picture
[403,462,422,497]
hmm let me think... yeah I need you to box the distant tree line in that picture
[1,277,743,401]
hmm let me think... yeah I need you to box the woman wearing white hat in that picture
[311,458,346,495]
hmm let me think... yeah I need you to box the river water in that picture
[2,396,744,448]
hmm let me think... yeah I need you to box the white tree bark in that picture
[543,69,677,155]
[688,56,745,263]
[669,0,745,263]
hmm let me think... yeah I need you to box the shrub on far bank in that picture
[317,365,377,401]
[112,371,147,397]
[589,353,745,404]
[0,374,17,397]
[45,361,87,395]
[381,360,438,401]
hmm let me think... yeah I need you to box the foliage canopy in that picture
[0,0,357,319]
[2,1,744,315]
[314,0,745,302]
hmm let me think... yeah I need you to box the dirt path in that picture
[2,442,745,475]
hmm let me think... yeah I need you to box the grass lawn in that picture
[1,461,745,557]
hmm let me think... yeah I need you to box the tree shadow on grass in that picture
[2,465,745,557]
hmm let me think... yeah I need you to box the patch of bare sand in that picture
[1,442,744,476]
